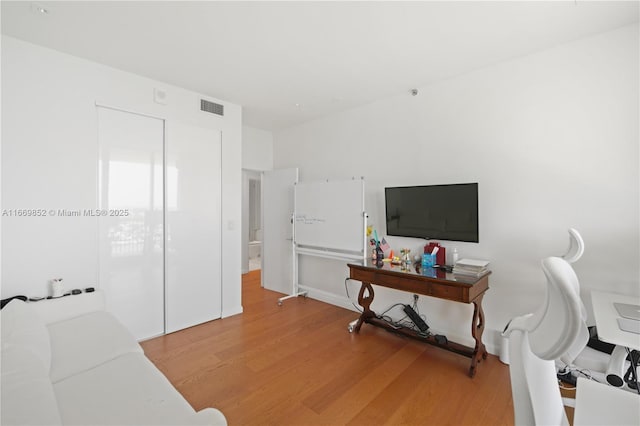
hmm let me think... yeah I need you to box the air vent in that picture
[200,99,224,116]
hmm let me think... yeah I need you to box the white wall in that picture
[1,36,243,318]
[242,125,274,171]
[273,24,639,353]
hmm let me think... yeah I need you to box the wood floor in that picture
[141,270,514,426]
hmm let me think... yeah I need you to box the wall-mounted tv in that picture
[385,183,478,243]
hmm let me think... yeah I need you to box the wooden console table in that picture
[347,260,490,377]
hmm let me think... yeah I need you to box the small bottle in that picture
[452,248,459,265]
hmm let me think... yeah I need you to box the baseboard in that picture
[298,284,360,314]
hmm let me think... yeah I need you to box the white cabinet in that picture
[97,107,221,340]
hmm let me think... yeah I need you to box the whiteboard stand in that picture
[278,212,368,307]
[277,214,308,306]
[278,177,368,307]
[276,287,307,306]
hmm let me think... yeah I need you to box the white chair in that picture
[503,257,586,426]
[503,256,640,426]
[562,228,585,264]
[556,228,633,389]
[555,228,593,369]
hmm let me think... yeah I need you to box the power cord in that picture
[377,296,431,337]
[344,277,363,313]
[343,282,433,338]
[557,364,598,388]
[411,294,431,329]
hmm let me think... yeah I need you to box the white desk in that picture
[591,291,640,350]
[574,377,640,426]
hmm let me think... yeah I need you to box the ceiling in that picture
[2,1,638,131]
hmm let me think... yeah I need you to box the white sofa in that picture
[1,291,227,426]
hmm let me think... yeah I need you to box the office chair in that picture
[556,228,634,389]
[562,228,584,264]
[503,257,640,426]
[503,257,586,425]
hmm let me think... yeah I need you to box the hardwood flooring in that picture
[141,270,514,425]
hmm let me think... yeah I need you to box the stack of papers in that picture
[453,259,490,278]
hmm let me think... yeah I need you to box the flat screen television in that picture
[385,183,478,243]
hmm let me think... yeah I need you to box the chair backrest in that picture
[503,257,588,426]
[562,228,584,264]
[528,257,588,361]
[557,228,590,365]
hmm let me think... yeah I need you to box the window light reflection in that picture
[106,160,178,257]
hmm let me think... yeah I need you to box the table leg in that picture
[469,293,488,377]
[354,281,375,333]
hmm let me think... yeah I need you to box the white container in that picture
[51,279,64,298]
[452,248,459,265]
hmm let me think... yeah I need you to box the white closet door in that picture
[165,122,222,333]
[97,107,165,341]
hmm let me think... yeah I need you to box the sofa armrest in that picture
[28,291,105,325]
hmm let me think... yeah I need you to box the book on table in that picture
[453,259,490,278]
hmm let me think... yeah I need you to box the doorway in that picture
[242,170,263,273]
[248,175,262,271]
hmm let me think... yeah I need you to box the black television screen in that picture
[385,183,478,243]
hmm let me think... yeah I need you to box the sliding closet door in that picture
[97,107,165,341]
[165,122,222,333]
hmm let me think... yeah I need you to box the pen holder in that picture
[421,266,437,278]
[421,253,436,268]
[424,242,446,266]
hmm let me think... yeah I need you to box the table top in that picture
[591,290,640,350]
[574,377,640,426]
[347,259,490,286]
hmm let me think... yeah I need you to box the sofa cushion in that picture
[1,344,62,425]
[186,408,228,425]
[48,310,143,383]
[54,352,217,425]
[1,299,51,372]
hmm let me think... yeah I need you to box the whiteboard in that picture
[294,179,365,253]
